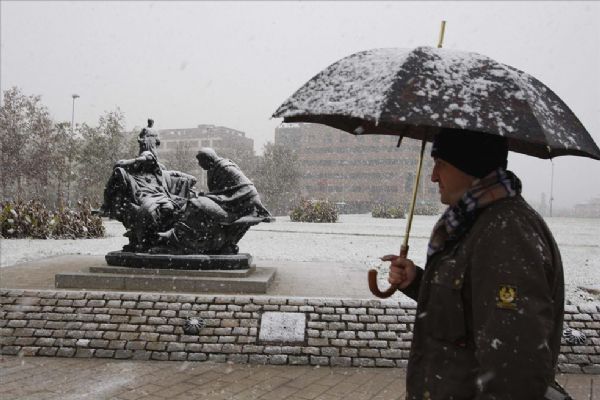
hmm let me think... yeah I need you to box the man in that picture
[383,128,565,399]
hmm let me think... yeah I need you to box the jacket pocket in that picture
[425,257,467,343]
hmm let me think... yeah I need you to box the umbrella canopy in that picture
[273,46,600,160]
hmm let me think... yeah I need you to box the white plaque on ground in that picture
[259,312,306,342]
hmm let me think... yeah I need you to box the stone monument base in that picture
[55,265,275,294]
[105,251,252,270]
[55,252,276,294]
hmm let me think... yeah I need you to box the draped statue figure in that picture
[98,120,272,255]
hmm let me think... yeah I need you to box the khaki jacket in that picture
[402,195,564,400]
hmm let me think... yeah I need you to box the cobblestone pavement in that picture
[0,356,598,400]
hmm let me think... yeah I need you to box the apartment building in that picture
[157,124,254,190]
[275,123,440,213]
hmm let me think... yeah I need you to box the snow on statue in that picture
[98,119,272,255]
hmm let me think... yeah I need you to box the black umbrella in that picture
[273,46,599,160]
[273,45,600,298]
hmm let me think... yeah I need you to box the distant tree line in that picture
[0,87,301,215]
[252,142,301,215]
[0,87,137,207]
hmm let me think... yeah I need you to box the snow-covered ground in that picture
[1,214,598,304]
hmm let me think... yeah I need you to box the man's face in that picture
[431,158,476,206]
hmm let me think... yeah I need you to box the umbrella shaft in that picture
[402,140,427,254]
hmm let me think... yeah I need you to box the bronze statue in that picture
[99,120,272,255]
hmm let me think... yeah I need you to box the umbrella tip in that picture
[396,136,404,148]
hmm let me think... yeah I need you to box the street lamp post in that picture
[71,94,79,135]
[549,160,554,217]
[67,94,80,204]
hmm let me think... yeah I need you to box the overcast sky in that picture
[1,1,599,209]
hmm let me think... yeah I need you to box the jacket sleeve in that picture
[400,266,424,301]
[469,214,557,399]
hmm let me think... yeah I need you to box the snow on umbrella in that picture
[273,45,600,298]
[273,46,600,160]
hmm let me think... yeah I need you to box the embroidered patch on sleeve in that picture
[496,285,517,310]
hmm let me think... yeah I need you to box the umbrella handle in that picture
[368,244,409,298]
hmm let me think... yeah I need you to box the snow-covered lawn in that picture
[1,214,598,304]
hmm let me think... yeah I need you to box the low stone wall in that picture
[1,289,598,374]
[562,304,600,373]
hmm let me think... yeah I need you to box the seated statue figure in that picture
[99,120,272,255]
[99,119,197,252]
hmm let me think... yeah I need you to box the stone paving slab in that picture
[0,356,597,400]
[0,355,406,400]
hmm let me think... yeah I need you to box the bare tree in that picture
[75,109,135,205]
[48,121,79,205]
[253,142,301,215]
[161,141,198,175]
[0,87,57,202]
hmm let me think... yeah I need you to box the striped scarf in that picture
[427,168,522,258]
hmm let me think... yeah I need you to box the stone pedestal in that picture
[105,251,253,270]
[55,252,275,294]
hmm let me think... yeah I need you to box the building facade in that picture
[275,123,440,213]
[572,197,600,218]
[156,124,254,190]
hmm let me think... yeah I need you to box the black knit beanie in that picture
[431,128,509,178]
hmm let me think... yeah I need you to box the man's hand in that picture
[381,255,417,289]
